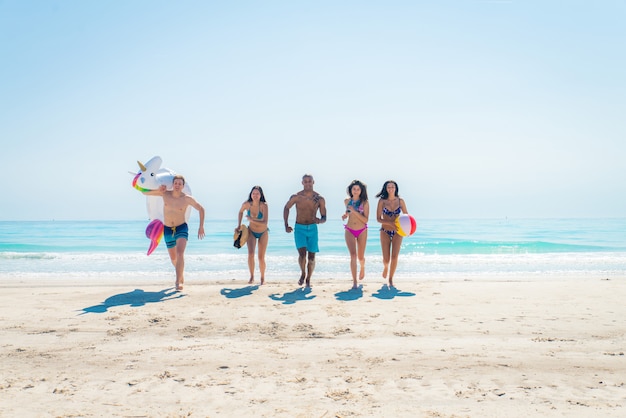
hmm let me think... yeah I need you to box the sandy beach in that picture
[1,276,625,417]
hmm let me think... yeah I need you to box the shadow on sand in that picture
[220,285,260,299]
[79,288,184,314]
[371,284,416,300]
[334,285,364,301]
[269,287,316,305]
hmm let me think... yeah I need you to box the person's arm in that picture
[400,198,409,214]
[283,195,296,232]
[376,199,395,230]
[376,199,384,224]
[341,198,350,221]
[197,205,205,240]
[317,196,327,224]
[142,184,167,195]
[357,201,370,223]
[187,196,205,239]
[345,200,369,224]
[258,202,269,228]
[236,202,246,232]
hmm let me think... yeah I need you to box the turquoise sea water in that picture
[1,218,625,281]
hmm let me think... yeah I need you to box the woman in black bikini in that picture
[375,180,408,287]
[236,186,269,285]
[342,180,370,289]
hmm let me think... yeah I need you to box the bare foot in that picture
[248,277,254,284]
[260,278,265,285]
[359,266,365,281]
[305,279,311,288]
[298,276,305,286]
[175,280,183,291]
[382,265,388,279]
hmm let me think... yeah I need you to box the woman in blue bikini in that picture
[342,180,370,289]
[376,180,408,287]
[236,185,269,285]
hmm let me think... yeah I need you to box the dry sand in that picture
[1,276,625,417]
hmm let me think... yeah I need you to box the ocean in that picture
[1,218,625,282]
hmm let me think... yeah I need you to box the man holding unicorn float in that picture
[141,173,205,292]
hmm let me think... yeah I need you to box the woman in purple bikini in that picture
[342,180,370,289]
[376,180,408,288]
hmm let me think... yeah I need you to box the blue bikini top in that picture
[382,206,401,217]
[247,208,263,220]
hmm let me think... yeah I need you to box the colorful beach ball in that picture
[395,214,417,237]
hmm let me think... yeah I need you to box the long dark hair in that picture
[247,185,267,203]
[347,179,368,202]
[375,180,399,199]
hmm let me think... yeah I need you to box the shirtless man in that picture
[143,175,205,291]
[283,174,327,287]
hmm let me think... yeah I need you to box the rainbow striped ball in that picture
[395,214,417,237]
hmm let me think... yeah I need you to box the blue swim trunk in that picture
[294,223,319,253]
[164,223,189,249]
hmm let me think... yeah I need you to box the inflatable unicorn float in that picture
[132,156,192,255]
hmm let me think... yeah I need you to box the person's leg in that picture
[388,235,403,287]
[380,230,391,280]
[305,252,316,287]
[174,238,187,290]
[247,233,257,283]
[297,247,307,285]
[357,229,368,281]
[167,247,177,269]
[257,231,269,285]
[165,228,177,269]
[294,224,308,285]
[345,229,358,287]
[304,224,319,287]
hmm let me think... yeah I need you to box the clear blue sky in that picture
[1,1,624,221]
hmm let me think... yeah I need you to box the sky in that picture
[1,0,624,221]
